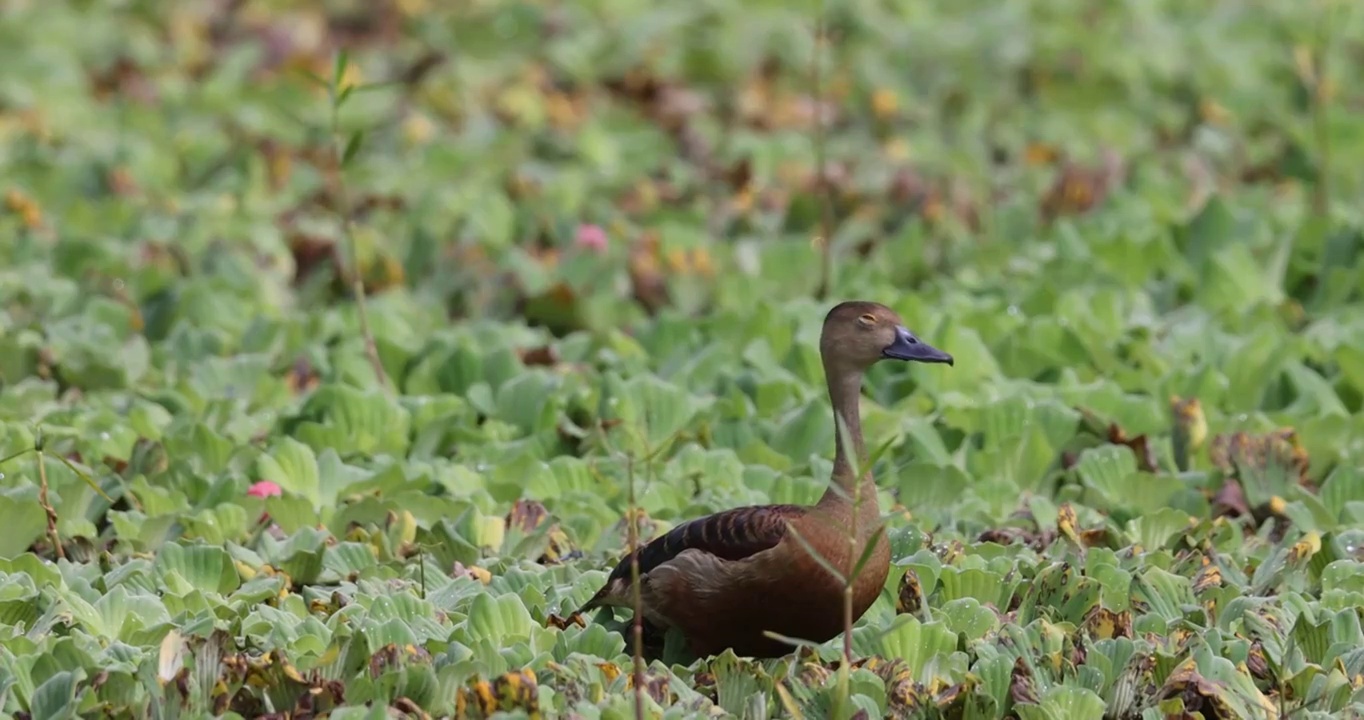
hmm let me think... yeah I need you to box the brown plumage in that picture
[577,300,954,659]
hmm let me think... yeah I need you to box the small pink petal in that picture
[575,223,608,254]
[247,480,283,498]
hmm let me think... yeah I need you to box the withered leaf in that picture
[628,232,670,315]
[1039,148,1126,224]
[285,356,320,395]
[977,526,1058,553]
[1009,656,1039,706]
[1071,636,1088,667]
[506,498,550,534]
[544,612,586,630]
[1082,605,1133,640]
[390,697,430,720]
[1056,502,1082,546]
[626,670,674,705]
[1077,406,1160,472]
[1156,658,1269,720]
[517,344,559,367]
[1107,424,1159,473]
[1211,478,1251,519]
[1192,562,1224,595]
[1247,641,1272,682]
[896,568,923,615]
[1209,428,1311,487]
[287,232,339,286]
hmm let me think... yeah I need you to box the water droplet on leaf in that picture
[1334,529,1364,560]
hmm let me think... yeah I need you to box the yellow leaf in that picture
[885,138,911,162]
[1057,502,1081,546]
[1199,99,1232,126]
[1024,143,1059,166]
[396,510,417,546]
[1288,532,1321,563]
[157,630,184,685]
[403,113,435,145]
[235,561,258,581]
[871,88,898,119]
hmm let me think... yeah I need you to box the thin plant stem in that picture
[418,545,426,600]
[626,452,646,720]
[811,0,835,301]
[844,514,857,661]
[843,474,858,669]
[1309,0,1339,218]
[326,55,390,391]
[37,450,63,560]
[839,415,860,719]
[707,96,736,246]
[844,403,867,666]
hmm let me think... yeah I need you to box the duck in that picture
[576,300,954,659]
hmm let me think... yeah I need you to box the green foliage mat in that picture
[2,0,1364,718]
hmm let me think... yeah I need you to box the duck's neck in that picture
[819,364,876,511]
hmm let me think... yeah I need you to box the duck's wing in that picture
[577,503,807,613]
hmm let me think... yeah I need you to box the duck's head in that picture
[820,300,953,370]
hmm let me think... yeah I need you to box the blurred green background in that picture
[3,0,1364,718]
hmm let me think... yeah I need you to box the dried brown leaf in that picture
[1209,428,1311,487]
[1039,149,1126,224]
[1157,658,1266,720]
[285,356,320,395]
[506,499,550,533]
[1082,605,1132,640]
[1193,563,1224,597]
[1056,502,1082,546]
[895,568,923,615]
[1211,478,1251,519]
[1009,656,1039,706]
[1106,423,1160,473]
[625,670,674,705]
[628,232,670,314]
[544,612,586,630]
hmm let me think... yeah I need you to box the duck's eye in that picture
[858,313,877,326]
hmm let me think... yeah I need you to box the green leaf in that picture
[941,598,1001,641]
[878,615,959,676]
[850,525,887,581]
[331,50,350,90]
[601,373,705,457]
[0,485,47,558]
[710,650,775,716]
[1292,613,1333,665]
[289,384,412,457]
[1015,685,1107,720]
[29,669,82,720]
[1133,566,1195,626]
[342,130,365,166]
[154,542,240,596]
[1074,445,1135,499]
[257,437,322,509]
[937,566,1018,610]
[1320,465,1364,522]
[1124,507,1194,550]
[458,592,534,645]
[464,189,515,250]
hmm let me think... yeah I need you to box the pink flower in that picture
[247,480,283,498]
[575,223,608,254]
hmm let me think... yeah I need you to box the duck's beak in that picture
[882,326,953,365]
